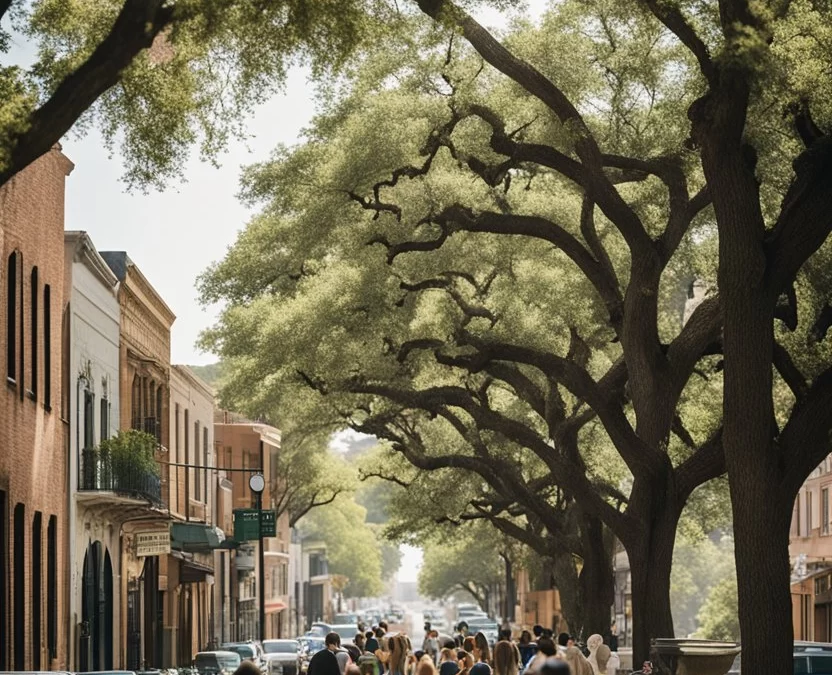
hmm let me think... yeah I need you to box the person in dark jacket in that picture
[308,648,342,675]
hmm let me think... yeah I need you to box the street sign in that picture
[135,530,171,557]
[233,508,276,540]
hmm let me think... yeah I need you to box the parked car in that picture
[221,641,266,673]
[193,650,243,675]
[262,639,302,675]
[333,613,360,625]
[794,641,832,673]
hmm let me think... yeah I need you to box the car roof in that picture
[795,641,832,649]
[264,639,299,643]
[198,651,242,657]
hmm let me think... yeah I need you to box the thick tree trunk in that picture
[501,554,516,622]
[722,281,791,672]
[552,549,583,636]
[730,470,793,673]
[625,504,678,666]
[578,514,615,640]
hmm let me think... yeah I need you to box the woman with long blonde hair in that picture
[388,635,410,675]
[564,646,593,675]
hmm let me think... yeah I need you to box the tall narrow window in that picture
[824,488,830,536]
[100,395,109,441]
[808,491,814,536]
[29,268,37,399]
[156,387,163,445]
[797,496,802,537]
[175,404,181,512]
[0,490,6,670]
[7,252,17,382]
[203,427,209,507]
[184,409,190,509]
[31,512,41,670]
[61,305,69,418]
[194,422,201,501]
[13,504,24,670]
[43,285,51,409]
[47,516,57,659]
[84,388,95,449]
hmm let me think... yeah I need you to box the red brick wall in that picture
[0,148,73,670]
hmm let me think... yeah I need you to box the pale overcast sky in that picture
[49,2,547,366]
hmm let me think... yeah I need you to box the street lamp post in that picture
[249,472,266,643]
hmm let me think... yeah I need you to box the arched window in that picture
[29,268,37,399]
[13,503,24,670]
[131,375,141,429]
[43,284,51,409]
[31,512,41,670]
[7,252,17,382]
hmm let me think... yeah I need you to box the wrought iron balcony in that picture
[79,448,163,504]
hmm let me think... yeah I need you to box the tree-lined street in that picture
[3,0,832,673]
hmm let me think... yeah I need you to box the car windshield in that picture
[468,622,498,630]
[264,642,299,654]
[196,653,242,671]
[223,645,255,659]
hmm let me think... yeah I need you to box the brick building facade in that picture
[0,148,73,670]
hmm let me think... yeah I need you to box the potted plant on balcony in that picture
[98,429,161,501]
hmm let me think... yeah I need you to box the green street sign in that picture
[233,508,277,540]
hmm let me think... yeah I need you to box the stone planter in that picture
[650,638,741,675]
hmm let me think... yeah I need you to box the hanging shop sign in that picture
[136,529,171,557]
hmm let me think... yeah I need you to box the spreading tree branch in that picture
[0,0,177,186]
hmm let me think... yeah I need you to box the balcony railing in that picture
[131,416,162,445]
[80,448,162,504]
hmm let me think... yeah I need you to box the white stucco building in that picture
[64,231,122,671]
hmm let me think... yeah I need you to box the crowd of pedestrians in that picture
[293,619,625,675]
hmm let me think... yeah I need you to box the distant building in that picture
[215,413,291,639]
[790,455,832,641]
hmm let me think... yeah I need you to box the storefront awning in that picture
[265,600,287,614]
[171,523,236,553]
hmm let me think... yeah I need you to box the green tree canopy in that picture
[297,494,385,599]
[696,575,739,643]
[201,0,832,668]
[418,521,503,607]
[0,0,402,188]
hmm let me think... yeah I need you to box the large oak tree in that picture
[201,1,832,670]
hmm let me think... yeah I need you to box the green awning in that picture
[170,523,236,552]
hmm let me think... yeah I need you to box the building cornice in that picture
[172,364,215,400]
[65,231,119,291]
[123,263,176,327]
